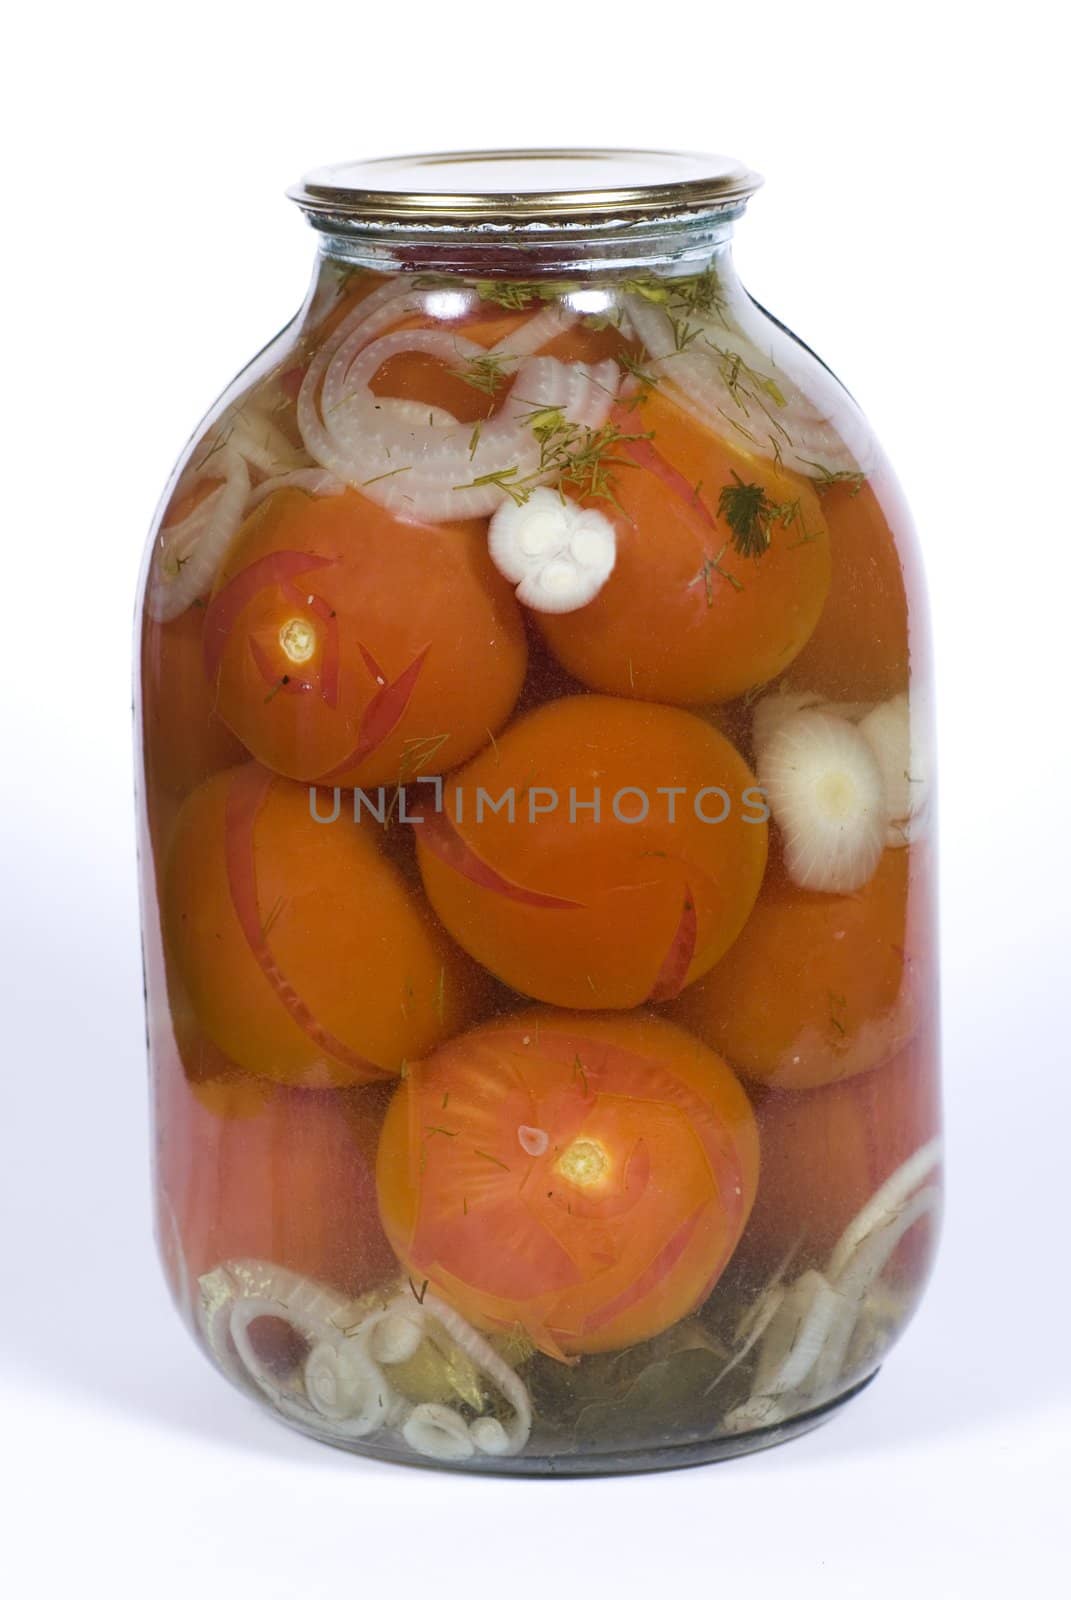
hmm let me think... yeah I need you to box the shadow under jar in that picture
[135,149,941,1474]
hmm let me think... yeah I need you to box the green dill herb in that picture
[670,315,702,353]
[689,544,744,600]
[474,1148,510,1171]
[453,465,528,506]
[362,465,412,488]
[453,413,648,510]
[718,473,774,557]
[526,413,650,507]
[456,352,511,397]
[624,263,729,324]
[616,350,660,391]
[260,896,286,940]
[474,281,540,311]
[799,460,867,497]
[717,472,815,560]
[397,732,450,786]
[263,675,291,704]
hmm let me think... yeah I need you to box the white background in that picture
[3,2,1069,1595]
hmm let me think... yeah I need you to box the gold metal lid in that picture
[289,148,762,228]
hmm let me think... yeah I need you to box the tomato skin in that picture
[140,602,244,839]
[786,468,917,702]
[415,695,768,1010]
[738,1030,941,1282]
[163,763,490,1088]
[375,1010,759,1358]
[668,846,932,1091]
[205,487,527,788]
[535,390,832,704]
[154,1025,396,1307]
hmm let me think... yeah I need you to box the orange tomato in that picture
[204,487,527,787]
[139,602,244,817]
[154,1028,396,1306]
[414,695,768,1009]
[375,1010,759,1358]
[738,1030,941,1279]
[535,388,832,704]
[669,847,926,1091]
[786,467,917,701]
[172,1008,271,1119]
[164,763,489,1088]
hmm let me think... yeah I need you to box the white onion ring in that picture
[624,296,874,478]
[298,313,620,522]
[246,467,347,509]
[423,1290,533,1455]
[489,301,579,358]
[147,446,250,622]
[809,1183,942,1397]
[826,1137,943,1281]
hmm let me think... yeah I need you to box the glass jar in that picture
[136,150,941,1473]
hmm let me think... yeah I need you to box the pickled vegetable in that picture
[375,1011,759,1357]
[415,695,768,1008]
[137,194,940,1474]
[163,764,489,1086]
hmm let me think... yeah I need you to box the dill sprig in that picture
[624,263,729,324]
[453,413,650,508]
[718,475,773,557]
[798,460,868,497]
[689,544,744,603]
[671,264,729,320]
[361,464,412,488]
[540,417,648,505]
[472,279,576,311]
[455,351,512,396]
[474,280,540,311]
[616,350,660,391]
[718,471,813,559]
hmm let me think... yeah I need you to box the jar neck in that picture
[305,211,743,283]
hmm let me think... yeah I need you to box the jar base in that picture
[266,1368,880,1477]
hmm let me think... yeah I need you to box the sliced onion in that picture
[403,1403,475,1461]
[808,1183,942,1397]
[226,404,306,476]
[757,709,887,893]
[246,468,347,510]
[298,315,620,523]
[751,1270,840,1398]
[423,1290,533,1454]
[147,447,250,622]
[488,301,579,358]
[624,296,874,478]
[826,1137,943,1282]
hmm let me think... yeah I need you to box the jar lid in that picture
[289,148,762,228]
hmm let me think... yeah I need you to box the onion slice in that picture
[297,313,620,523]
[196,1260,532,1457]
[488,487,617,613]
[147,447,250,622]
[624,295,875,479]
[757,709,887,893]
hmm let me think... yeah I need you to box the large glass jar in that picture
[136,150,941,1473]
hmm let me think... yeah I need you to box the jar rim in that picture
[288,148,763,228]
